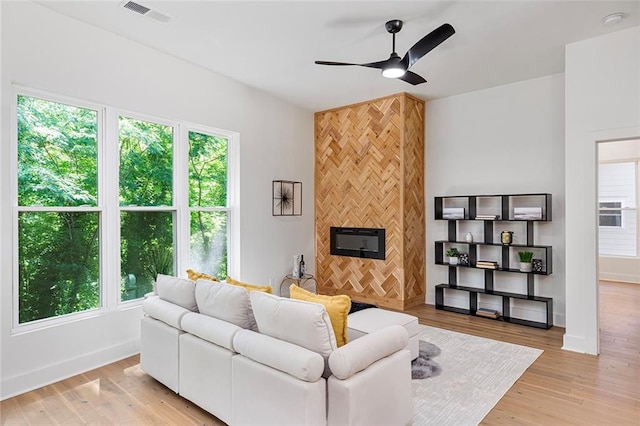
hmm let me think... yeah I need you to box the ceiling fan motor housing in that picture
[385,19,403,34]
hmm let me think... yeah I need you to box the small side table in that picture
[279,274,317,297]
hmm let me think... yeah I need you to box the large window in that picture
[17,95,101,324]
[119,116,175,301]
[188,130,229,278]
[13,89,237,327]
[598,161,638,257]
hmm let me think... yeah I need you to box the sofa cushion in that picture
[234,329,325,382]
[181,312,243,351]
[142,295,191,329]
[250,292,337,361]
[226,276,273,294]
[186,268,219,282]
[328,325,408,380]
[195,279,254,329]
[155,274,197,312]
[290,285,351,347]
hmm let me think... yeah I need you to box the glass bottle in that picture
[299,255,306,278]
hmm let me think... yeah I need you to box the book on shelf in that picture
[475,214,500,220]
[476,311,499,319]
[476,260,499,269]
[477,307,498,314]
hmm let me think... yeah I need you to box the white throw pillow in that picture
[195,279,254,329]
[250,291,337,360]
[155,274,197,312]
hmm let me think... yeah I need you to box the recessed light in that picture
[602,12,626,25]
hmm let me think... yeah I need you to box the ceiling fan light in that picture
[382,66,406,78]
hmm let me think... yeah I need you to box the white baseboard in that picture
[1,338,140,401]
[599,272,640,284]
[562,334,588,354]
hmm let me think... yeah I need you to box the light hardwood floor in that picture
[2,280,639,425]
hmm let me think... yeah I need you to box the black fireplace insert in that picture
[330,227,386,260]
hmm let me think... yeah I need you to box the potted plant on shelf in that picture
[518,251,534,272]
[446,247,460,266]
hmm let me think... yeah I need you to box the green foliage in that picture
[18,212,99,323]
[190,211,228,278]
[119,116,173,206]
[446,247,460,257]
[120,211,175,301]
[518,251,535,262]
[17,95,98,207]
[188,131,228,278]
[189,131,227,207]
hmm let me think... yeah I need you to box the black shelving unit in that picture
[434,193,553,329]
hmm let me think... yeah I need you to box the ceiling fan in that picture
[315,20,455,85]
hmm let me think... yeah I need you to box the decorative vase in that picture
[293,255,300,277]
[520,262,533,272]
[501,230,513,245]
[532,259,543,272]
[465,232,473,243]
[449,257,459,266]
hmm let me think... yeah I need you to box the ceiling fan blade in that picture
[315,59,389,69]
[398,71,427,85]
[401,23,455,70]
[315,60,359,66]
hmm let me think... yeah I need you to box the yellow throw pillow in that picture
[289,285,351,347]
[186,269,219,282]
[226,276,273,294]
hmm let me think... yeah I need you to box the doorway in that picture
[597,139,640,355]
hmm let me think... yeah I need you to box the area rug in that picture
[411,325,543,426]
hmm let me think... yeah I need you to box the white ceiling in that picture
[37,1,639,112]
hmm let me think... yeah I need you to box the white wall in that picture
[425,74,566,326]
[1,2,314,399]
[565,26,640,354]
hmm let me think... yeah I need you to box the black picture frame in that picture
[272,180,302,216]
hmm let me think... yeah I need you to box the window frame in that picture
[598,200,624,228]
[179,122,240,281]
[11,86,239,332]
[12,87,106,332]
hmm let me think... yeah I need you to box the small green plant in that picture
[446,247,460,257]
[518,251,534,262]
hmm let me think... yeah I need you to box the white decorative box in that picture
[513,207,542,220]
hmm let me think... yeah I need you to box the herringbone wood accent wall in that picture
[315,93,425,310]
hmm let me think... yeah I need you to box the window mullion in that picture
[103,107,120,309]
[176,124,191,277]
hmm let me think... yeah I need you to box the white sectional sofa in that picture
[140,275,413,426]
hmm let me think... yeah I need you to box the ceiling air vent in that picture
[119,1,171,23]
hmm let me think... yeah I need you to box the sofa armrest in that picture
[142,295,191,329]
[181,312,243,351]
[329,325,408,380]
[233,329,325,382]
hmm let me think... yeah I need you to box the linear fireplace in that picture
[330,227,386,260]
